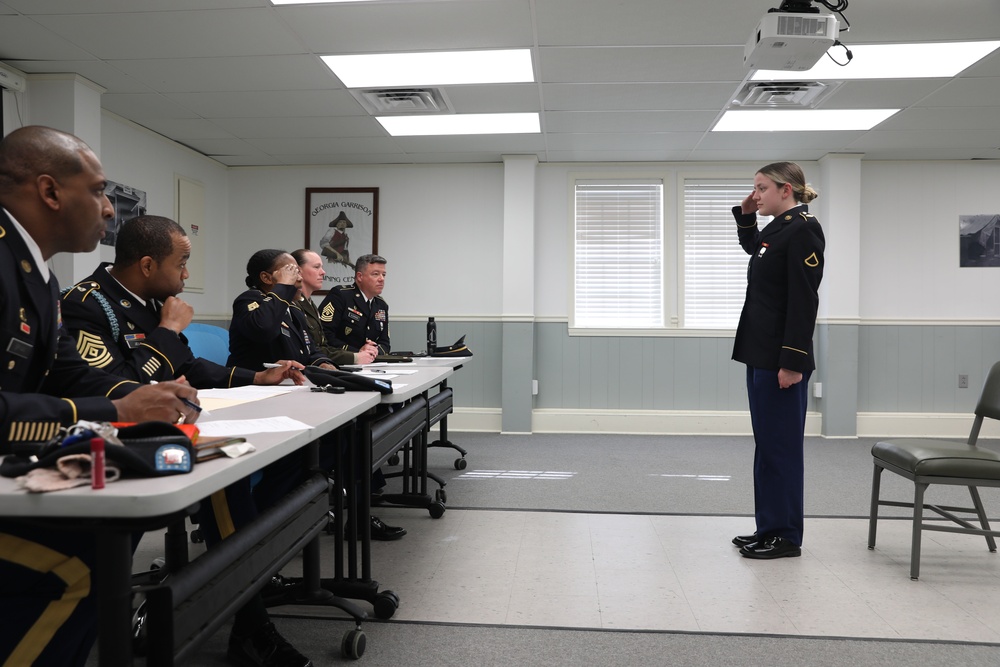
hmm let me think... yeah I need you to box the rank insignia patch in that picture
[76,331,113,368]
[320,303,335,322]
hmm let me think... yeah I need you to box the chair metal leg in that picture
[910,482,927,580]
[868,463,884,549]
[967,486,998,552]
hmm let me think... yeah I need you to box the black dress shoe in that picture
[731,533,759,547]
[370,515,406,541]
[739,536,801,559]
[228,621,312,667]
[260,574,299,605]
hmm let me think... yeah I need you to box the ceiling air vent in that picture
[732,81,838,108]
[352,87,454,115]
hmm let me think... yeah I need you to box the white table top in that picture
[378,365,453,404]
[0,365,456,519]
[0,389,380,519]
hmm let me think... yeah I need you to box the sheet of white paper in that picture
[197,385,303,400]
[196,416,312,437]
[355,371,400,380]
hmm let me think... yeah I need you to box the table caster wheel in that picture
[373,590,399,619]
[388,454,400,466]
[454,457,467,470]
[428,501,446,519]
[190,528,204,543]
[341,628,366,659]
[131,599,148,656]
[435,488,448,504]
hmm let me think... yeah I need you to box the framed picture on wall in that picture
[305,187,379,294]
[102,180,147,247]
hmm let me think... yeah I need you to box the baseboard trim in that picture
[530,409,820,436]
[440,408,998,440]
[430,408,502,434]
[856,412,1000,439]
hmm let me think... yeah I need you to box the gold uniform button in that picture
[21,260,32,272]
[8,360,14,369]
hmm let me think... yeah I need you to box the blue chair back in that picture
[183,323,230,365]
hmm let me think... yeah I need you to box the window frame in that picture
[568,169,757,337]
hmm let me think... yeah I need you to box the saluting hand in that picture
[741,191,759,215]
[271,263,300,286]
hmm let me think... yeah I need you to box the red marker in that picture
[90,437,106,490]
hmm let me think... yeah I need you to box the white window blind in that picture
[574,180,663,328]
[682,179,770,329]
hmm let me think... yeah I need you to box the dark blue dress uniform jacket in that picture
[731,204,825,373]
[60,262,256,390]
[0,213,139,454]
[0,210,141,666]
[317,283,390,354]
[227,283,333,369]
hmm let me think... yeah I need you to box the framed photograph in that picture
[959,214,1000,267]
[102,180,147,247]
[305,187,379,294]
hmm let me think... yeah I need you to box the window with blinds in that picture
[574,180,663,328]
[682,178,769,329]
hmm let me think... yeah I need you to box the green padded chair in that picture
[868,360,1000,579]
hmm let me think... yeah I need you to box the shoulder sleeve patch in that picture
[247,302,259,312]
[804,252,820,268]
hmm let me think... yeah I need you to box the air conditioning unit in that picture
[744,12,838,71]
[0,62,26,92]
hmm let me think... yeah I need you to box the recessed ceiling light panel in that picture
[322,49,534,88]
[377,113,540,136]
[713,109,899,132]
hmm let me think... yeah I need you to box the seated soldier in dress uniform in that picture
[0,126,199,667]
[59,217,315,667]
[317,254,390,356]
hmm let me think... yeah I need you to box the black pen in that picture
[181,397,211,416]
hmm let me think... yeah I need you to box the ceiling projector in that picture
[744,10,838,71]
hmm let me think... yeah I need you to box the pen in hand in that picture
[181,397,210,416]
[150,380,211,416]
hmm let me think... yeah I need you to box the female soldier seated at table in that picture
[227,249,407,541]
[228,249,336,370]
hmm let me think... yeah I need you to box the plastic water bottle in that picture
[426,317,437,354]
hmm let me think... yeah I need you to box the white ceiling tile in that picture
[1,0,997,165]
[164,90,363,119]
[102,93,201,120]
[276,0,534,54]
[538,46,745,83]
[110,55,334,93]
[34,8,302,60]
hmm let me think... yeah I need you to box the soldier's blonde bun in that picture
[757,161,818,204]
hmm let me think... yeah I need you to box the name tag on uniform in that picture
[347,308,362,323]
[124,333,146,349]
[6,338,33,359]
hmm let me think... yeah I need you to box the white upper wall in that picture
[226,164,504,318]
[860,160,1000,321]
[100,114,232,315]
[96,116,1000,324]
